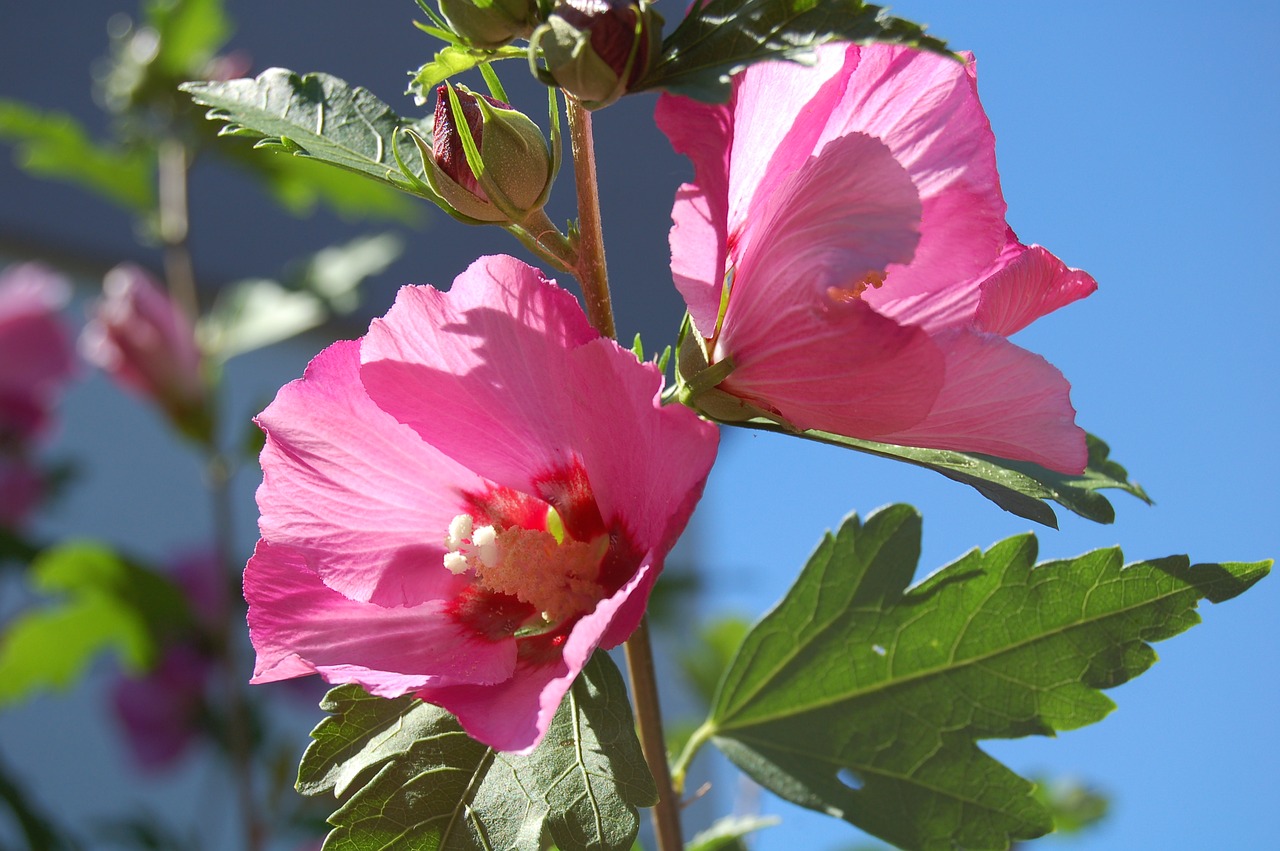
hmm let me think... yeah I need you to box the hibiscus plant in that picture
[0,1,1270,850]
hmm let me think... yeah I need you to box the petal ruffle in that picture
[975,243,1098,336]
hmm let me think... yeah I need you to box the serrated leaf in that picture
[747,420,1149,528]
[181,68,435,200]
[0,543,187,705]
[0,99,154,211]
[299,652,655,851]
[704,505,1269,851]
[638,0,948,102]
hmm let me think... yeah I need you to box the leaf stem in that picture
[565,98,615,339]
[507,209,577,273]
[157,137,200,322]
[670,719,715,796]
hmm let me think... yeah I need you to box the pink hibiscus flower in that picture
[245,255,718,752]
[657,44,1096,473]
[0,262,74,446]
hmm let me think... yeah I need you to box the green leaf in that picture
[0,99,154,211]
[687,814,780,851]
[181,68,435,200]
[255,153,421,223]
[145,0,233,77]
[0,543,187,705]
[747,421,1149,528]
[638,0,948,102]
[197,278,325,363]
[299,652,656,850]
[703,505,1269,851]
[407,45,526,105]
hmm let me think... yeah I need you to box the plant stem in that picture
[624,617,684,851]
[508,208,578,273]
[206,449,265,851]
[670,720,714,796]
[565,98,616,339]
[565,95,682,849]
[156,137,199,322]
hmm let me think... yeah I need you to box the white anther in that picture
[443,551,470,575]
[446,514,473,549]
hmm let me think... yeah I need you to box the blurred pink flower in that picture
[0,460,44,527]
[0,262,74,446]
[112,643,212,772]
[658,44,1096,473]
[80,264,209,440]
[245,255,718,752]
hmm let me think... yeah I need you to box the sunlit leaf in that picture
[687,814,780,851]
[638,0,948,102]
[299,652,655,850]
[144,0,233,77]
[703,505,1268,850]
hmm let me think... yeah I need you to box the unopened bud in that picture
[531,0,663,109]
[438,0,539,49]
[419,85,553,223]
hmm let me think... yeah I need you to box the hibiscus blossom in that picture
[658,44,1096,473]
[245,255,718,751]
[0,262,74,446]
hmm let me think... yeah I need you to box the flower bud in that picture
[419,85,554,224]
[80,264,211,442]
[531,0,663,109]
[437,0,539,49]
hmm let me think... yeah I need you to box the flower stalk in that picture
[565,92,682,849]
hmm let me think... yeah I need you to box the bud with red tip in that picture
[437,0,540,49]
[417,84,554,224]
[530,0,663,109]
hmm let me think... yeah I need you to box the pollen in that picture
[443,512,607,622]
[828,269,887,303]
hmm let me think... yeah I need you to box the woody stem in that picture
[566,96,682,851]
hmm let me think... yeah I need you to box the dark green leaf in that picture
[746,421,1150,528]
[638,0,948,102]
[0,543,187,705]
[0,100,154,211]
[705,505,1268,850]
[299,652,655,850]
[181,68,435,200]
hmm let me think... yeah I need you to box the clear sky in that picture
[1,2,1276,850]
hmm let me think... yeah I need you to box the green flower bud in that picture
[419,85,553,224]
[438,0,539,49]
[530,0,663,109]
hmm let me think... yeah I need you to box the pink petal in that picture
[421,562,653,753]
[256,339,482,606]
[872,329,1088,473]
[975,243,1098,336]
[359,256,599,494]
[727,130,922,313]
[0,263,74,398]
[245,541,515,691]
[668,183,727,334]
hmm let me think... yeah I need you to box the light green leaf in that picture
[197,278,325,363]
[181,68,435,199]
[299,652,655,850]
[145,0,233,77]
[687,814,780,851]
[0,543,186,705]
[407,45,526,105]
[703,505,1269,850]
[300,232,403,314]
[256,153,421,223]
[0,100,154,211]
[746,422,1149,528]
[638,0,948,102]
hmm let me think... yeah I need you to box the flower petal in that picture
[975,242,1098,336]
[872,329,1088,473]
[256,339,481,605]
[245,541,516,691]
